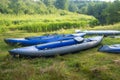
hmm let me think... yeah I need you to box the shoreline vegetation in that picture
[0,13,98,33]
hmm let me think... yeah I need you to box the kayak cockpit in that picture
[36,37,84,50]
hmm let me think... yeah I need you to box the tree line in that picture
[0,0,69,14]
[70,0,120,24]
[0,0,120,24]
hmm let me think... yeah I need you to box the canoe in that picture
[98,44,120,53]
[4,33,86,46]
[9,36,103,57]
[75,30,120,36]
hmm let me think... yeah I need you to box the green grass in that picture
[1,14,120,80]
[1,22,120,80]
[89,22,120,30]
[0,13,98,33]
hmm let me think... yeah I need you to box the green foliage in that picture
[0,0,55,14]
[1,23,120,80]
[0,0,119,25]
[92,22,120,30]
[70,0,120,24]
[0,27,8,33]
[43,0,54,6]
[103,0,120,24]
[0,14,98,33]
[0,0,69,14]
[86,2,108,24]
[68,2,78,12]
[17,22,86,32]
[0,0,10,14]
[55,0,69,10]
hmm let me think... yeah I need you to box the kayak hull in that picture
[5,33,86,46]
[9,36,103,57]
[77,30,120,36]
[99,44,120,53]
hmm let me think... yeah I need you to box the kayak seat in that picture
[74,37,84,43]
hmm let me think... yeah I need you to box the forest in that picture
[0,0,120,24]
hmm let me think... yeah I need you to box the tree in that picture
[43,0,54,6]
[85,2,108,24]
[68,2,78,12]
[103,0,120,24]
[9,0,27,14]
[0,0,10,13]
[34,1,48,14]
[55,0,68,10]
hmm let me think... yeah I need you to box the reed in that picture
[0,14,98,33]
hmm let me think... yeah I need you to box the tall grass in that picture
[17,21,89,32]
[1,23,120,80]
[90,22,120,30]
[0,14,99,32]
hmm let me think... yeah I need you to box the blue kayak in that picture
[76,30,120,36]
[99,44,120,53]
[4,33,86,46]
[9,36,103,57]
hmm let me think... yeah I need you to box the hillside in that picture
[1,23,120,80]
[0,13,98,33]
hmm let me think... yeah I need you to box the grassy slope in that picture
[0,13,98,32]
[1,23,120,80]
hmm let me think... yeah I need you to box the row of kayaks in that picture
[5,30,120,46]
[5,30,120,57]
[4,33,86,46]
